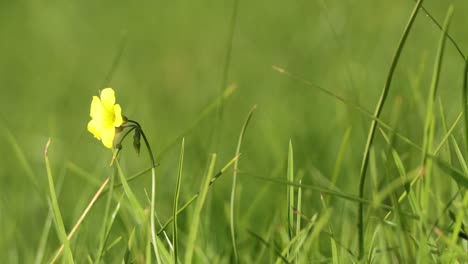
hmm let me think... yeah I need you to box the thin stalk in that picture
[110,125,137,166]
[295,179,302,264]
[212,0,240,150]
[173,139,185,263]
[356,0,422,258]
[138,123,161,264]
[416,2,465,60]
[125,120,162,258]
[287,140,294,256]
[230,106,256,263]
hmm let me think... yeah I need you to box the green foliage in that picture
[5,1,468,263]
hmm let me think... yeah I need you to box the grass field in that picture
[3,0,468,263]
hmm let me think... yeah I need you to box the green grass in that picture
[5,0,468,263]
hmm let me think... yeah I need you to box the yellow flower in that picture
[87,88,124,148]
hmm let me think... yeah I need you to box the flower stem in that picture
[126,119,161,262]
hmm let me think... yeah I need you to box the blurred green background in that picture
[2,0,468,262]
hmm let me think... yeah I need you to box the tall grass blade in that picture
[34,208,53,264]
[52,176,110,263]
[434,111,463,154]
[150,167,161,264]
[157,154,239,235]
[419,9,453,261]
[275,210,331,264]
[96,196,122,260]
[287,140,294,257]
[421,5,453,167]
[463,58,468,156]
[115,159,145,221]
[450,193,468,246]
[94,168,116,264]
[101,201,122,256]
[330,127,351,191]
[356,0,423,258]
[173,138,185,263]
[184,154,217,264]
[429,154,468,187]
[450,136,468,174]
[417,2,465,60]
[103,236,122,255]
[212,0,240,151]
[295,178,302,264]
[45,139,74,264]
[230,105,256,263]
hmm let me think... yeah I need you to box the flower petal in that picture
[113,104,123,127]
[101,127,115,149]
[100,88,116,110]
[87,119,102,139]
[90,96,103,119]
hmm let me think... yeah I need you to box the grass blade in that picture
[157,154,240,235]
[94,168,116,264]
[356,0,423,258]
[185,154,217,264]
[52,177,110,263]
[248,230,290,264]
[173,139,185,263]
[115,159,145,221]
[419,10,453,260]
[104,236,122,254]
[287,140,294,255]
[98,196,123,259]
[463,58,468,156]
[252,175,420,219]
[45,139,74,264]
[150,167,161,264]
[417,2,465,60]
[295,178,302,264]
[429,154,468,187]
[330,127,351,191]
[230,105,256,263]
[212,0,240,151]
[34,207,53,264]
[421,5,453,168]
